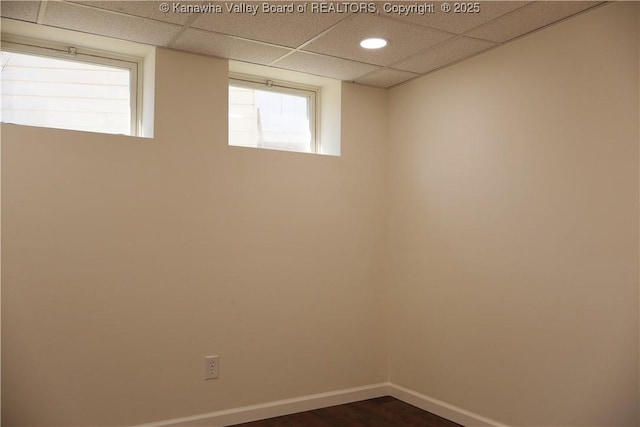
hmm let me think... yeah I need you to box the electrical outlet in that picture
[204,355,219,380]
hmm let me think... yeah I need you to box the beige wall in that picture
[1,49,388,426]
[387,2,639,426]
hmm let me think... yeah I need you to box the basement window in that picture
[229,75,317,154]
[0,38,140,136]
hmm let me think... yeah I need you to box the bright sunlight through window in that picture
[229,77,316,154]
[1,50,134,135]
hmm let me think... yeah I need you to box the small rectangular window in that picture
[1,38,139,136]
[229,76,317,154]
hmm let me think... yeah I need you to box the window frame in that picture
[229,73,319,154]
[1,34,142,136]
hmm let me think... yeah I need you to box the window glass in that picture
[1,50,132,135]
[229,81,315,153]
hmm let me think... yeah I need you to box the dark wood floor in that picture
[230,396,463,427]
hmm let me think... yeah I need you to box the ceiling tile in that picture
[0,1,40,23]
[272,51,380,81]
[171,28,291,64]
[393,36,497,74]
[465,1,603,43]
[42,1,182,45]
[69,1,194,25]
[354,68,418,88]
[1,0,609,90]
[381,1,531,34]
[192,1,348,48]
[303,13,453,66]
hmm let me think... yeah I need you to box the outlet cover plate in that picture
[205,355,219,380]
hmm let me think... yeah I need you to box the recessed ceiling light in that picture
[360,38,387,49]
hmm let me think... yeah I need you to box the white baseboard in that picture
[131,383,389,427]
[387,383,509,427]
[132,382,509,427]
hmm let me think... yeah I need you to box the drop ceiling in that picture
[0,0,604,88]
